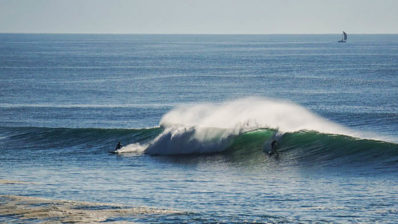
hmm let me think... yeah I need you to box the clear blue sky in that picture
[1,0,397,34]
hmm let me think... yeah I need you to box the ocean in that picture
[1,34,398,223]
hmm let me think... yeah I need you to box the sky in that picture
[0,0,397,34]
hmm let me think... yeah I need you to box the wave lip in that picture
[159,97,355,136]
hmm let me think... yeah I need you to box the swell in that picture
[0,126,162,151]
[1,126,398,165]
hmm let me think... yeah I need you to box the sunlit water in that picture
[1,34,398,223]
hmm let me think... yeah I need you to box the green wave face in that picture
[227,129,275,153]
[226,129,398,166]
[2,126,398,167]
[0,126,162,152]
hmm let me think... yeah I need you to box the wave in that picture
[2,97,397,165]
[1,126,398,165]
[138,97,383,155]
[121,97,398,166]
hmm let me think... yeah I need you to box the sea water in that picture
[1,34,398,223]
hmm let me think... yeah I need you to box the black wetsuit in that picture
[269,140,278,155]
[115,142,122,150]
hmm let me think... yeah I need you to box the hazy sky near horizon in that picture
[1,0,397,34]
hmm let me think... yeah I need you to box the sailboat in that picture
[338,31,347,43]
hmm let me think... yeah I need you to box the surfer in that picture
[269,140,278,156]
[114,142,122,151]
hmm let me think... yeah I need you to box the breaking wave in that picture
[135,97,374,155]
[2,97,397,165]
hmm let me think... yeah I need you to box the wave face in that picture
[2,126,397,167]
[229,130,398,166]
[0,126,161,152]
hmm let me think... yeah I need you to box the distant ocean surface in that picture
[1,34,398,223]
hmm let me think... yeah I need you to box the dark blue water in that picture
[1,34,398,223]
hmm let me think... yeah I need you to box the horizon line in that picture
[1,32,398,35]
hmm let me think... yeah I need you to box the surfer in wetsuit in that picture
[115,142,122,151]
[269,140,278,156]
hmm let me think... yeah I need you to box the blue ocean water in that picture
[1,34,398,223]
